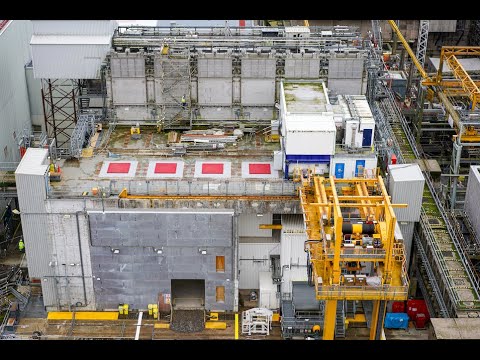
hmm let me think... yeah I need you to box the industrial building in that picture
[1,19,480,340]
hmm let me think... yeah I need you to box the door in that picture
[335,163,345,179]
[355,160,366,177]
[362,129,372,147]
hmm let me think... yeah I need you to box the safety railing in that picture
[48,178,298,198]
[314,284,408,301]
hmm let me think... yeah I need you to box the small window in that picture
[3,146,8,158]
[13,131,16,140]
[216,256,225,272]
[216,286,225,303]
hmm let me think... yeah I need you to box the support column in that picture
[323,300,337,340]
[369,300,387,340]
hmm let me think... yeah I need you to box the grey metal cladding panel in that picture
[16,173,47,213]
[429,20,457,33]
[328,58,363,79]
[198,59,232,78]
[241,59,276,78]
[198,78,232,105]
[328,79,362,95]
[110,58,121,77]
[22,214,52,278]
[390,179,424,222]
[112,78,146,105]
[241,79,275,105]
[284,59,319,79]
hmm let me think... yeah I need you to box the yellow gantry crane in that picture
[295,168,409,340]
[387,20,480,141]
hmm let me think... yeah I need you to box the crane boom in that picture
[387,20,430,80]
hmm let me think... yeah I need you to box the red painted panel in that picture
[154,163,177,174]
[249,163,271,174]
[392,301,405,313]
[239,20,246,27]
[202,163,224,174]
[107,162,131,173]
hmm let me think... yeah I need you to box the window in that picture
[3,146,8,159]
[12,131,16,140]
[216,256,225,272]
[216,286,225,303]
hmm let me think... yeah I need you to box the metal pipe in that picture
[75,211,88,307]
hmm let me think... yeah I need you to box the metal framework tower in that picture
[371,20,383,51]
[41,79,80,152]
[416,20,430,69]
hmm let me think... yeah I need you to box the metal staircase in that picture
[335,300,346,338]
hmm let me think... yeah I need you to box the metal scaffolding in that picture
[41,79,80,152]
[70,114,97,158]
[155,51,192,131]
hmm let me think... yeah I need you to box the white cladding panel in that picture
[238,213,273,237]
[32,20,116,36]
[31,43,110,79]
[239,243,280,289]
[330,156,378,178]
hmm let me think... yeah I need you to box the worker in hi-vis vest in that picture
[181,95,187,109]
[18,239,25,252]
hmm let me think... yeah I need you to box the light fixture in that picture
[199,249,207,255]
[111,248,120,254]
[256,213,264,217]
[48,261,57,267]
[154,247,163,255]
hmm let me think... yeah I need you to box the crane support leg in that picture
[369,300,387,340]
[323,300,338,340]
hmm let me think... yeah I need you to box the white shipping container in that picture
[388,164,425,222]
[284,114,336,155]
[465,166,480,238]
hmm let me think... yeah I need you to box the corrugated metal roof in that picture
[15,148,49,175]
[31,42,111,79]
[31,35,111,45]
[285,114,336,132]
[32,20,117,36]
[388,163,424,182]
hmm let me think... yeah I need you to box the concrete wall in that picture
[88,210,235,311]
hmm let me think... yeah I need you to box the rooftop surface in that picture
[50,126,284,197]
[283,82,331,113]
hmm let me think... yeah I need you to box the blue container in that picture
[384,312,409,329]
